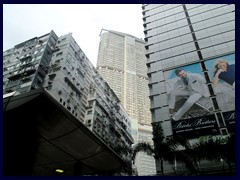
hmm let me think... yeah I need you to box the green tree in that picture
[191,133,235,175]
[112,144,136,176]
[132,122,198,175]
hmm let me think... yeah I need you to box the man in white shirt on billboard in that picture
[169,68,210,121]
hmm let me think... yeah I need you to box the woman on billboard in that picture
[212,59,235,97]
[212,59,235,89]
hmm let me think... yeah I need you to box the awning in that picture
[3,88,125,175]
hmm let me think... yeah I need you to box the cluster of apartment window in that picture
[43,34,89,123]
[98,32,124,69]
[138,155,156,175]
[134,125,156,175]
[3,31,134,161]
[87,70,133,151]
[51,33,133,158]
[97,29,155,174]
[97,66,124,102]
[3,31,58,95]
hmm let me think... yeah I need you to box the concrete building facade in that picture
[42,32,134,151]
[3,31,134,175]
[3,30,58,94]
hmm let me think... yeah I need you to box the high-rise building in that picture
[3,31,134,175]
[134,124,156,176]
[43,32,134,151]
[3,30,58,94]
[96,29,156,175]
[143,4,235,175]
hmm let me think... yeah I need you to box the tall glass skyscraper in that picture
[97,29,156,175]
[143,4,235,175]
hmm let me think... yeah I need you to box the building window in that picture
[36,56,41,60]
[87,110,92,115]
[56,52,63,57]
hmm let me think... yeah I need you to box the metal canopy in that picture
[3,88,124,175]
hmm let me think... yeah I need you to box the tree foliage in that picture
[132,122,197,175]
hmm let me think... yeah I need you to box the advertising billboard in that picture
[205,54,235,112]
[164,54,235,138]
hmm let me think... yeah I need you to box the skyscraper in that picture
[143,4,235,175]
[97,29,155,175]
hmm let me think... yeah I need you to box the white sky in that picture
[3,4,145,67]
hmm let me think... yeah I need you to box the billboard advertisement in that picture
[164,54,235,138]
[205,54,235,112]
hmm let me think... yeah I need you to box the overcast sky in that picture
[3,4,144,67]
